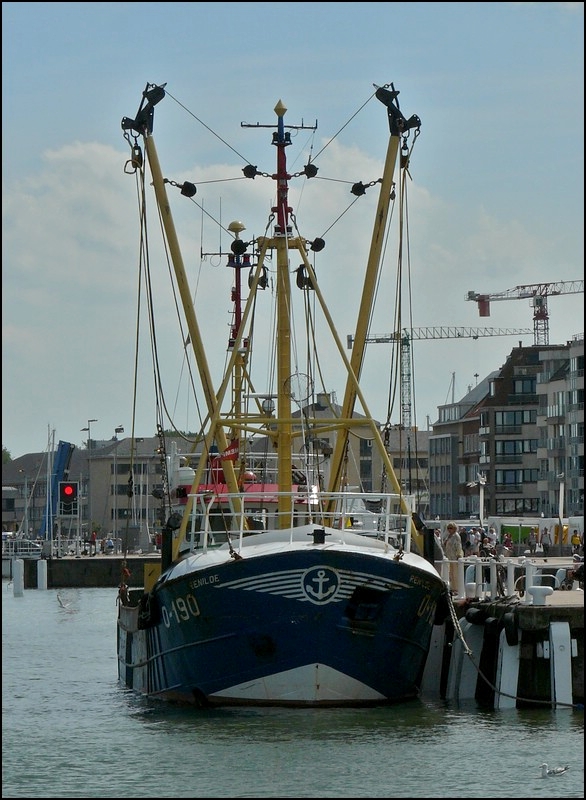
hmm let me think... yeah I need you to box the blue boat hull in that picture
[118,546,446,706]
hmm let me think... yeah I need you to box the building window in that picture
[513,377,536,395]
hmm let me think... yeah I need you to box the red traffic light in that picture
[59,481,79,513]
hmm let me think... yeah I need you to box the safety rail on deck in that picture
[185,490,415,554]
[437,555,584,604]
[1,538,125,558]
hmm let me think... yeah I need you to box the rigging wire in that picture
[163,85,384,248]
[128,159,148,508]
[125,143,210,526]
[310,87,379,162]
[398,135,426,499]
[127,85,420,507]
[165,83,377,175]
[376,133,422,497]
[164,89,252,165]
[401,156,425,499]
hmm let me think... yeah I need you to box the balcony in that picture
[545,405,566,421]
[493,454,523,464]
[507,394,538,406]
[546,437,566,456]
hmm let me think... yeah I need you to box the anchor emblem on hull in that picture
[302,567,340,604]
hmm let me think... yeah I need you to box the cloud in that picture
[2,115,583,457]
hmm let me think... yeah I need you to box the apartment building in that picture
[428,336,584,522]
[2,404,429,539]
[4,337,582,536]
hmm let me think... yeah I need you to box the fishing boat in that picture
[117,82,447,707]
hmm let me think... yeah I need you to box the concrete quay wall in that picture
[422,593,583,709]
[22,554,159,589]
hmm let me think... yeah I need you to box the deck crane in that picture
[466,280,584,346]
[347,326,532,431]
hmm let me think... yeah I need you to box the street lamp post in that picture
[557,472,565,557]
[18,470,29,537]
[80,419,98,540]
[113,426,124,542]
[478,480,485,531]
[466,472,487,530]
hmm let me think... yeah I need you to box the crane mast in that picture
[347,325,532,430]
[347,325,529,506]
[466,280,584,346]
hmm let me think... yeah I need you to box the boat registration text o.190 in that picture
[161,594,201,627]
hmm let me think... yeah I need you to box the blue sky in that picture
[2,2,584,458]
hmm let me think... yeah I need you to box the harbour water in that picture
[2,583,584,798]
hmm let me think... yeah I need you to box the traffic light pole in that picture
[57,481,81,556]
[76,503,81,557]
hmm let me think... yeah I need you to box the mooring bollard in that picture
[527,585,553,606]
[12,558,24,597]
[37,559,48,590]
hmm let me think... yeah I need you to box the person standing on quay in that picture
[528,528,537,555]
[541,527,552,559]
[443,522,464,594]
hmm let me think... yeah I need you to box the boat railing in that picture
[185,489,415,554]
[438,555,583,603]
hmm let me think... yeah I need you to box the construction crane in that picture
[466,280,584,346]
[347,325,530,504]
[347,325,532,431]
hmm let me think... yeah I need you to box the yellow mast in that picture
[325,85,424,547]
[123,86,242,558]
[124,83,425,552]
